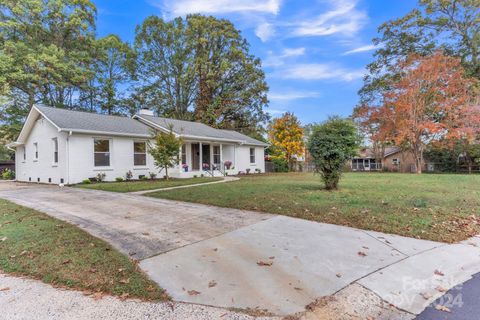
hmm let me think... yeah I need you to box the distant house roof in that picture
[13,105,268,147]
[135,114,268,146]
[355,146,402,159]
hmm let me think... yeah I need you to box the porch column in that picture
[220,144,223,167]
[210,144,213,166]
[199,142,203,171]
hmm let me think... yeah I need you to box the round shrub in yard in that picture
[308,117,360,190]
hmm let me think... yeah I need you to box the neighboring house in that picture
[0,161,15,173]
[8,105,267,184]
[351,146,421,173]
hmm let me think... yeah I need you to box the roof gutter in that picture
[58,128,152,138]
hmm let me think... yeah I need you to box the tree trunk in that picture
[165,166,169,180]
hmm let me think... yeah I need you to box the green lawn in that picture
[147,172,480,243]
[0,199,168,301]
[76,177,222,193]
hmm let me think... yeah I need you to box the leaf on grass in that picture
[435,304,451,313]
[119,278,130,284]
[434,269,444,276]
[358,251,367,257]
[0,237,7,242]
[208,280,217,288]
[257,260,273,266]
[89,268,98,273]
[62,259,71,265]
[92,292,106,300]
[119,293,130,301]
[188,290,201,296]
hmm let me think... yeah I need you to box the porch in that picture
[351,158,382,171]
[171,141,237,178]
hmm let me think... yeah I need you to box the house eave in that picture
[59,128,153,138]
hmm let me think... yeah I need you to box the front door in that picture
[191,143,200,170]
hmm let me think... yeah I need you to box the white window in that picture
[181,144,187,165]
[94,139,110,167]
[392,158,400,165]
[134,141,146,166]
[213,146,221,165]
[22,147,26,162]
[33,143,38,160]
[249,148,255,164]
[52,138,58,164]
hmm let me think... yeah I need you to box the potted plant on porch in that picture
[182,164,189,172]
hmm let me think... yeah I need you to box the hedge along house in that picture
[8,105,267,184]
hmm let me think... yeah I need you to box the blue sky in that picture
[95,0,417,125]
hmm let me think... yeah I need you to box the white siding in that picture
[235,145,265,173]
[67,134,167,184]
[15,117,68,184]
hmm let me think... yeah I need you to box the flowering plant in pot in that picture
[202,163,210,170]
[224,160,232,170]
[182,163,189,172]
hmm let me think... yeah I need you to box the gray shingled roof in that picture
[135,114,268,146]
[35,105,268,146]
[36,105,152,137]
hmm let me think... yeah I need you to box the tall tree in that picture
[0,0,97,141]
[92,35,135,115]
[135,16,196,119]
[268,112,304,171]
[362,52,478,174]
[359,0,480,105]
[134,15,269,134]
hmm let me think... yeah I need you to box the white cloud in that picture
[161,0,281,16]
[255,22,275,42]
[290,0,367,37]
[343,44,381,55]
[263,47,306,67]
[278,63,365,81]
[267,108,286,115]
[269,91,321,101]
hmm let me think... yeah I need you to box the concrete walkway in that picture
[1,182,480,318]
[129,176,240,195]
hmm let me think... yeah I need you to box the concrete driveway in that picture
[1,182,480,317]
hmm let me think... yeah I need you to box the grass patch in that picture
[76,177,222,193]
[0,199,168,300]
[147,172,480,243]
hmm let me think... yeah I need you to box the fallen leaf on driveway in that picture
[435,305,451,313]
[434,269,445,276]
[0,287,10,292]
[420,292,432,300]
[336,273,342,278]
[208,280,217,288]
[188,290,201,296]
[436,286,447,293]
[257,260,273,266]
[358,251,367,257]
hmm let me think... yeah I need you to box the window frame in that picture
[33,142,38,161]
[213,145,221,165]
[93,138,111,168]
[392,158,400,166]
[133,141,147,167]
[52,138,58,165]
[22,146,26,162]
[181,144,187,165]
[249,147,255,164]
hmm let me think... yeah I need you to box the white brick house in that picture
[8,105,267,184]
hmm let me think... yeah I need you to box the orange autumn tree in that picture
[268,112,305,171]
[362,52,478,174]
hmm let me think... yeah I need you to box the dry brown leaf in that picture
[257,260,273,266]
[119,293,130,300]
[358,251,367,257]
[420,292,432,300]
[436,286,447,293]
[435,305,451,313]
[92,292,105,300]
[119,278,130,284]
[62,259,71,265]
[188,290,201,296]
[0,287,10,292]
[336,273,342,278]
[0,237,7,242]
[208,280,217,288]
[434,269,445,276]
